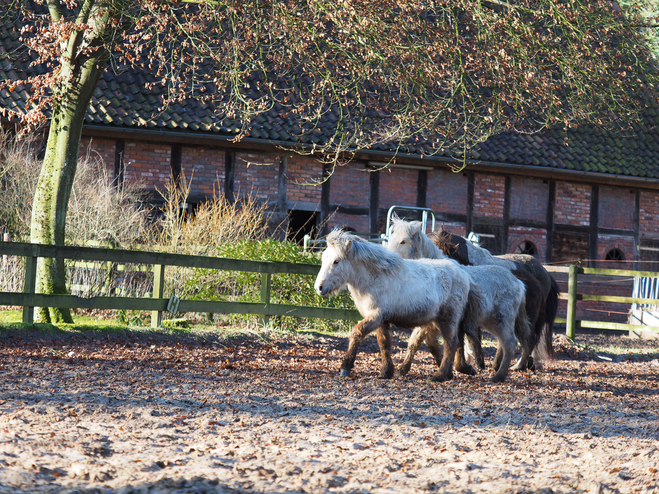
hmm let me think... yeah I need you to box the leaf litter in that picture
[0,327,658,493]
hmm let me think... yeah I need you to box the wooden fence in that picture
[545,265,659,338]
[0,242,361,327]
[2,242,659,338]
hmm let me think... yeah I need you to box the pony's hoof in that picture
[456,364,477,376]
[430,372,453,382]
[527,357,536,371]
[379,368,395,379]
[339,369,351,377]
[398,365,411,377]
[490,374,507,383]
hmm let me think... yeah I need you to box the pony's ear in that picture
[412,229,420,241]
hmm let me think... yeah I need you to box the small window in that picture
[515,240,538,257]
[605,248,625,261]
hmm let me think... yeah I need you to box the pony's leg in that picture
[376,323,394,379]
[430,322,458,382]
[454,334,476,376]
[511,302,535,372]
[511,345,532,371]
[399,326,427,376]
[425,332,445,371]
[474,327,485,370]
[464,326,485,371]
[340,318,380,377]
[493,345,503,372]
[489,324,516,383]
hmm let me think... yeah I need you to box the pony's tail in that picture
[514,293,534,357]
[460,281,485,369]
[539,276,560,360]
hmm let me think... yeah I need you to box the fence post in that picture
[22,254,37,324]
[566,264,579,339]
[151,264,165,328]
[260,272,272,327]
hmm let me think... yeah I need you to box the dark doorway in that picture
[287,210,318,245]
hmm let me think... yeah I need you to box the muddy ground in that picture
[0,325,658,494]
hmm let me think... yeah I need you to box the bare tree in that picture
[1,0,658,322]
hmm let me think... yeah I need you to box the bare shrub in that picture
[67,147,150,248]
[150,173,270,254]
[0,133,153,299]
[0,130,42,241]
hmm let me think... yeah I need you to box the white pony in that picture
[388,218,534,382]
[314,230,473,382]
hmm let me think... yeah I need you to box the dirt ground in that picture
[0,325,658,494]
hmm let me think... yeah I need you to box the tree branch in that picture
[46,0,63,23]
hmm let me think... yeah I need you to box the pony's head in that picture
[315,229,402,296]
[387,217,445,260]
[315,230,355,296]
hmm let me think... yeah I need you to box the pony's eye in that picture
[333,259,340,265]
[400,240,406,245]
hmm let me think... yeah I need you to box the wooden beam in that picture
[503,175,511,253]
[546,180,556,263]
[369,168,380,234]
[320,162,331,235]
[589,184,599,268]
[416,169,428,210]
[277,156,287,211]
[225,150,236,204]
[113,139,125,188]
[466,172,474,235]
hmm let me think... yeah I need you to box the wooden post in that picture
[151,264,165,328]
[260,272,272,327]
[22,254,37,324]
[566,264,579,339]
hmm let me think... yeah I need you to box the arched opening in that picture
[605,248,625,262]
[515,240,538,257]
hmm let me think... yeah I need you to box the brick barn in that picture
[76,115,659,271]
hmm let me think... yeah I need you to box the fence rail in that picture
[3,242,659,338]
[544,265,659,338]
[0,242,361,326]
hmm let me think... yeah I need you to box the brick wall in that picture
[639,190,659,236]
[286,155,323,207]
[597,234,635,269]
[435,222,466,237]
[328,212,370,233]
[181,146,225,199]
[234,152,279,202]
[599,186,635,230]
[123,141,171,191]
[80,137,115,176]
[509,177,547,222]
[379,167,418,209]
[555,181,591,226]
[508,227,547,260]
[473,174,505,218]
[329,163,369,207]
[426,168,468,215]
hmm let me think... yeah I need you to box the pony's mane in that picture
[327,229,403,273]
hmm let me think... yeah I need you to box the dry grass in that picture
[150,173,270,255]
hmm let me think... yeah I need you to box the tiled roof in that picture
[2,16,659,180]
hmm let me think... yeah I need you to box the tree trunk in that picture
[30,53,108,323]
